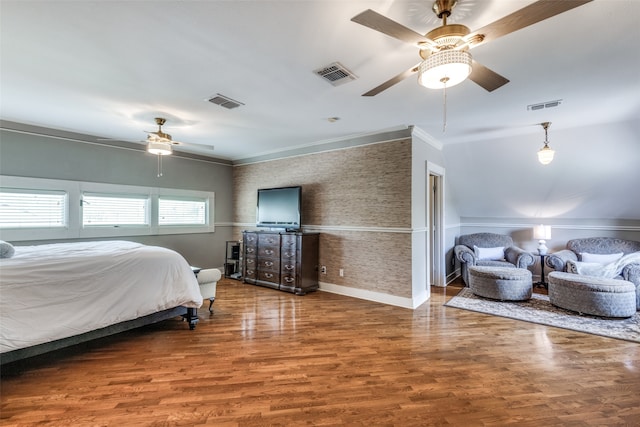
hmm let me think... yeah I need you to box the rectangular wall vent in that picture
[527,99,563,111]
[207,94,244,109]
[314,62,358,86]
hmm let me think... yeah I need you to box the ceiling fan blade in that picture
[362,63,420,97]
[468,0,593,48]
[351,9,433,46]
[468,60,509,92]
[172,141,215,151]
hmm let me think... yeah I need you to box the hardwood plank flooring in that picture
[1,279,639,426]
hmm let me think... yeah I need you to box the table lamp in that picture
[533,224,551,255]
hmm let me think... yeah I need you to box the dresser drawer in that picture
[245,245,258,257]
[281,260,296,276]
[258,233,280,246]
[244,232,258,245]
[258,258,279,272]
[258,270,280,284]
[281,273,296,288]
[280,247,296,259]
[244,266,257,280]
[258,245,280,258]
[280,234,297,249]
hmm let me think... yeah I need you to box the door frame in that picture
[427,162,445,287]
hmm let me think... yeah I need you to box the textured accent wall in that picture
[233,138,414,298]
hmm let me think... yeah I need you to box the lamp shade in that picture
[418,50,472,89]
[533,224,551,240]
[147,141,172,156]
[537,145,555,165]
[533,224,551,255]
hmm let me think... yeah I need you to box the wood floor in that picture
[2,279,639,426]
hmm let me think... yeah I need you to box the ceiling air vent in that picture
[207,94,244,109]
[527,99,563,111]
[314,62,358,87]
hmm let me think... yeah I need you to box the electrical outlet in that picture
[339,268,344,277]
[321,266,327,274]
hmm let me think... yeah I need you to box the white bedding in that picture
[0,240,203,353]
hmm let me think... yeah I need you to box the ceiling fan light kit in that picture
[147,140,173,156]
[418,49,472,89]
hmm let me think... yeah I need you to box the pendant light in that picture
[537,122,555,165]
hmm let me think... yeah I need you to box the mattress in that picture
[0,240,203,353]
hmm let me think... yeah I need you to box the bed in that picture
[0,240,203,364]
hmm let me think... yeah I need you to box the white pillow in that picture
[567,260,602,275]
[580,252,623,264]
[474,245,505,261]
[0,240,15,258]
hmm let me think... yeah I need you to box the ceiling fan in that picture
[145,117,213,155]
[351,0,593,96]
[139,117,214,177]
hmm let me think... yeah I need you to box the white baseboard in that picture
[318,281,428,309]
[446,269,461,285]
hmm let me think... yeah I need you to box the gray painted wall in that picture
[0,126,234,269]
[443,119,640,220]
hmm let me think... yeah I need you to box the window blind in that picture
[0,189,67,228]
[159,197,206,225]
[82,193,149,226]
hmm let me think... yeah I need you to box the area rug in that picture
[445,288,640,343]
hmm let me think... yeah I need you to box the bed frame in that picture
[0,307,198,365]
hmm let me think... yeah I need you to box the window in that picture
[82,193,149,227]
[0,175,215,241]
[159,197,207,226]
[0,188,67,228]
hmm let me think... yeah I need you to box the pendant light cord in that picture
[442,77,449,132]
[157,154,163,177]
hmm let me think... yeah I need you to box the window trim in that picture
[0,187,68,229]
[155,188,215,235]
[0,175,215,241]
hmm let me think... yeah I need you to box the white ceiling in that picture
[1,0,639,161]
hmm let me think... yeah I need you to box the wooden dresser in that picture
[242,231,319,295]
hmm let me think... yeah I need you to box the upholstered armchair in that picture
[546,237,640,309]
[454,233,535,286]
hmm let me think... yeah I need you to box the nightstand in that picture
[534,254,549,288]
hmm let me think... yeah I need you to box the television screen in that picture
[256,186,301,230]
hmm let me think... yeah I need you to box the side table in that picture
[534,254,549,289]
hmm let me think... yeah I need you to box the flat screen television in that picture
[256,186,301,230]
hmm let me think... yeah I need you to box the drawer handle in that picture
[284,264,294,271]
[247,248,255,253]
[265,249,274,255]
[246,269,254,275]
[265,273,273,279]
[265,261,273,267]
[284,277,295,283]
[247,259,254,264]
[284,252,294,257]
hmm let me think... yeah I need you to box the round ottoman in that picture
[468,266,532,301]
[548,272,636,318]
